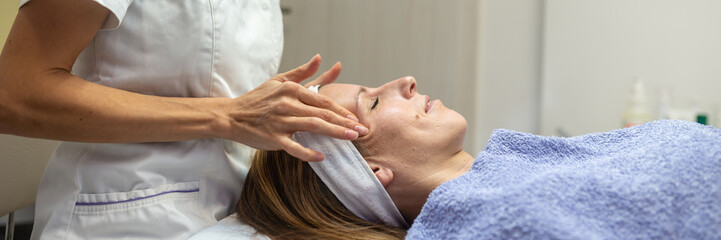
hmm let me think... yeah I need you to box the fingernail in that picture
[345,129,359,140]
[315,153,325,161]
[347,114,359,122]
[355,125,369,136]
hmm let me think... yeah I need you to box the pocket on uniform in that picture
[68,181,210,239]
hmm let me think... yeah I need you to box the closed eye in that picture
[371,98,379,110]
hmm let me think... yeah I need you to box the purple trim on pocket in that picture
[75,189,200,206]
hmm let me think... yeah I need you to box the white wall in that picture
[542,0,721,136]
[475,0,544,152]
[476,0,721,144]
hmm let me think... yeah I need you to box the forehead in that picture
[318,83,363,112]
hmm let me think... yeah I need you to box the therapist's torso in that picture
[26,0,283,239]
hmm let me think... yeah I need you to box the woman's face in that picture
[318,76,467,186]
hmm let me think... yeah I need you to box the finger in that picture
[267,99,362,138]
[304,61,342,88]
[278,54,321,83]
[291,116,361,140]
[280,137,324,162]
[296,89,364,131]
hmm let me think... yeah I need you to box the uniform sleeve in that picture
[19,0,134,30]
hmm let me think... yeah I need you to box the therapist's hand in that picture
[227,55,366,162]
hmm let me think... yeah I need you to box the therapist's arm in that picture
[0,0,363,162]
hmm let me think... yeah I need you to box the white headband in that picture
[291,85,409,228]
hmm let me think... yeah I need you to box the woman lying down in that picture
[190,77,721,240]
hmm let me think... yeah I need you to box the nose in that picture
[396,76,417,99]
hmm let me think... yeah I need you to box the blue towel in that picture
[407,120,721,240]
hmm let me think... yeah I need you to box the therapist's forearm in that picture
[0,70,233,143]
[0,0,233,143]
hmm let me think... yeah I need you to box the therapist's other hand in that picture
[227,55,367,162]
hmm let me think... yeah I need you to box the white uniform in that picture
[21,0,284,239]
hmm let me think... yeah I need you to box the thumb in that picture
[278,54,321,83]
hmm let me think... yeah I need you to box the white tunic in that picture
[20,0,284,239]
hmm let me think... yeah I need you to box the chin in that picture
[443,109,468,151]
[447,107,467,130]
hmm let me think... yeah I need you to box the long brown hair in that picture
[236,149,407,240]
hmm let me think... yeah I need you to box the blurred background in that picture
[3,0,721,238]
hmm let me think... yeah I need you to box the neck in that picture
[389,150,474,224]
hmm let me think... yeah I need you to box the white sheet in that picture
[189,214,270,240]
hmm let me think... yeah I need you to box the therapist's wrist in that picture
[205,97,235,140]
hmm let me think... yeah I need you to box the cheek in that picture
[374,108,427,133]
[372,116,407,144]
[372,111,434,156]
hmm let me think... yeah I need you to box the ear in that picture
[368,162,394,188]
